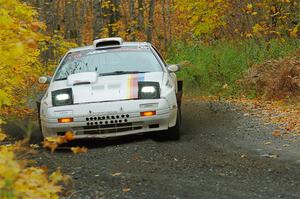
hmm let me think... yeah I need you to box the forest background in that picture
[1,0,300,113]
[0,0,299,197]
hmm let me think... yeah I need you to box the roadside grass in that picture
[167,38,300,97]
[168,39,300,135]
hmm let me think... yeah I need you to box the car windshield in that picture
[54,48,162,81]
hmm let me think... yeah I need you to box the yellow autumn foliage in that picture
[0,1,71,197]
[243,0,300,38]
[175,0,229,37]
[0,144,69,198]
[0,0,46,112]
[174,0,299,40]
[0,0,76,117]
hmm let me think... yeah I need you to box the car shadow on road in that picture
[56,134,153,152]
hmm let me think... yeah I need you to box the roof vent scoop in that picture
[93,37,123,49]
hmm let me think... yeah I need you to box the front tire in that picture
[31,101,44,144]
[153,108,181,141]
[167,108,181,140]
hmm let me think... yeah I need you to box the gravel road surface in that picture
[6,101,300,199]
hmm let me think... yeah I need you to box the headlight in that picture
[52,88,73,106]
[138,82,160,99]
[141,86,156,93]
[55,93,70,101]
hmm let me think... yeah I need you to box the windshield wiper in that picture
[100,71,149,76]
[55,77,67,81]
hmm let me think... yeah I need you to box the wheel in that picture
[30,126,44,144]
[167,108,181,140]
[30,102,44,144]
[153,108,181,141]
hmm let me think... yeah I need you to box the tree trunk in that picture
[64,1,74,39]
[167,0,173,47]
[108,0,121,37]
[138,0,144,31]
[93,0,103,39]
[129,0,135,40]
[162,0,167,50]
[147,0,155,42]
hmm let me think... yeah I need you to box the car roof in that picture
[68,42,151,53]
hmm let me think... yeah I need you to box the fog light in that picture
[58,118,74,123]
[140,111,156,117]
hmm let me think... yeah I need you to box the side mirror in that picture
[167,64,180,73]
[39,76,52,84]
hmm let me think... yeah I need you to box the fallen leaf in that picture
[43,140,58,152]
[0,119,6,125]
[49,169,64,184]
[45,136,67,144]
[261,153,279,159]
[0,132,7,141]
[264,141,272,145]
[269,154,278,159]
[272,130,282,138]
[132,155,140,161]
[240,154,247,158]
[30,144,40,148]
[111,172,122,177]
[122,187,131,192]
[65,131,74,141]
[70,147,88,154]
[40,165,48,172]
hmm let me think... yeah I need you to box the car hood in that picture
[50,72,164,104]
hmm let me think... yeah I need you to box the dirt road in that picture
[8,101,300,199]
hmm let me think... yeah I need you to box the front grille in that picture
[74,122,143,135]
[85,114,130,126]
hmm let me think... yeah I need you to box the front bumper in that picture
[40,99,177,138]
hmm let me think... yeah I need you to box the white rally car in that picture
[38,37,183,140]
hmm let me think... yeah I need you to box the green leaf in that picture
[0,89,11,107]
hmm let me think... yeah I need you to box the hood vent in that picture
[67,72,97,86]
[93,37,123,49]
